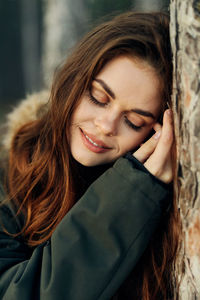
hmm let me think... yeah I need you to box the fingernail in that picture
[167,109,172,116]
[153,131,161,140]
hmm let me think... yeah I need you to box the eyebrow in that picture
[94,78,116,99]
[130,108,156,119]
[94,78,156,120]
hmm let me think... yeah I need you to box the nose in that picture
[94,110,119,136]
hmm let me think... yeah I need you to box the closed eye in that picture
[88,89,143,132]
[88,90,108,107]
[124,116,143,132]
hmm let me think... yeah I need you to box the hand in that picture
[133,109,174,184]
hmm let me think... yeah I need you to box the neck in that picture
[71,156,113,200]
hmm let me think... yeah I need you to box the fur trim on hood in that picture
[1,90,49,150]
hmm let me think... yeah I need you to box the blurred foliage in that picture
[86,0,133,25]
[0,1,24,102]
[0,0,42,104]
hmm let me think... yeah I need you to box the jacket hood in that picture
[1,90,49,150]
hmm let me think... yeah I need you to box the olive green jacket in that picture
[0,93,169,299]
[0,155,169,300]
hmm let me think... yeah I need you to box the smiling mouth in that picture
[80,129,111,150]
[85,134,105,148]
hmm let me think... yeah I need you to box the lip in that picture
[80,128,112,153]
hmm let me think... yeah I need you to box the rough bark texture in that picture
[170,0,200,298]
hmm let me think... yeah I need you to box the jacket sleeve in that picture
[0,156,169,300]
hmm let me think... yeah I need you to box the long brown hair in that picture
[7,12,180,300]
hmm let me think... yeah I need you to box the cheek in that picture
[72,97,97,123]
[71,101,87,125]
[119,128,153,152]
[120,136,141,153]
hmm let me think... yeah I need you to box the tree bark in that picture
[170,0,200,298]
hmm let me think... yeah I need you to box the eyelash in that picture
[124,117,142,132]
[88,90,142,132]
[88,91,107,107]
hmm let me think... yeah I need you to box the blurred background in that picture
[0,0,169,124]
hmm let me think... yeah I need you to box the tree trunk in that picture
[170,0,200,298]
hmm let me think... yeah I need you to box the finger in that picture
[153,122,162,132]
[145,109,174,165]
[133,128,162,163]
[154,109,174,157]
[144,150,173,183]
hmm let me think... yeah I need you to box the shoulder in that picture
[0,90,50,241]
[0,160,25,234]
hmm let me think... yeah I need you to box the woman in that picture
[0,11,179,300]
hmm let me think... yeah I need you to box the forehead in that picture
[96,56,162,113]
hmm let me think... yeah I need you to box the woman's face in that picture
[70,56,162,166]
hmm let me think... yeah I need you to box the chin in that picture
[71,152,116,167]
[71,153,100,167]
[77,160,99,167]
